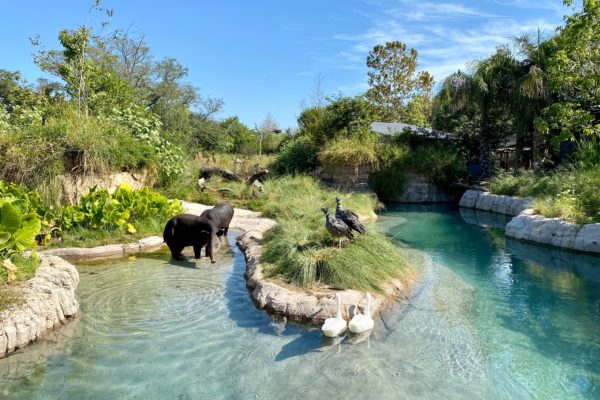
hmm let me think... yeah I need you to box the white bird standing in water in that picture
[321,292,347,337]
[349,292,374,333]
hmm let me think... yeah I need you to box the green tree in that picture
[439,47,517,179]
[366,41,433,123]
[511,32,553,169]
[548,0,600,106]
[34,27,135,116]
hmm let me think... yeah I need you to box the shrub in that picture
[488,165,600,223]
[270,136,318,175]
[318,136,379,169]
[58,183,183,234]
[108,105,183,185]
[370,141,466,200]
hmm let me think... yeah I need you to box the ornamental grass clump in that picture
[317,136,379,169]
[260,175,410,292]
[488,164,600,224]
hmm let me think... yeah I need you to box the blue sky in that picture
[0,1,571,129]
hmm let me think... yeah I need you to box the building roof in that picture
[370,122,454,140]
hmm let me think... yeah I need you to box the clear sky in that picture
[0,0,571,129]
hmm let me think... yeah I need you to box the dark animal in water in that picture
[335,197,366,234]
[163,202,234,262]
[321,206,354,248]
[163,214,210,260]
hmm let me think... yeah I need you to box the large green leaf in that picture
[12,226,39,251]
[21,212,41,232]
[0,231,10,253]
[0,203,21,234]
[0,231,10,245]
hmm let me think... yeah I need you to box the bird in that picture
[335,197,367,235]
[321,207,354,248]
[349,292,374,333]
[322,292,348,337]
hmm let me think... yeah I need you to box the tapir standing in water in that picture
[163,202,234,263]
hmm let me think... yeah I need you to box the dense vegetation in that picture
[432,0,599,222]
[0,180,181,281]
[1,0,599,306]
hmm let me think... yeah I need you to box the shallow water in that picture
[1,205,599,399]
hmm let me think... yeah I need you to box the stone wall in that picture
[57,170,153,204]
[319,164,372,192]
[459,189,600,255]
[506,215,600,254]
[459,189,533,216]
[40,236,165,262]
[390,173,453,203]
[0,255,79,358]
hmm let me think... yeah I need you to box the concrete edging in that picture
[459,189,534,216]
[236,230,413,325]
[40,236,165,262]
[459,189,600,254]
[0,255,79,358]
[506,215,600,254]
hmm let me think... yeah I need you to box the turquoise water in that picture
[1,205,599,399]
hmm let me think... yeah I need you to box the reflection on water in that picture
[380,203,600,399]
[2,207,600,399]
[459,206,513,230]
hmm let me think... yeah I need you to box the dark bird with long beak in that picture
[335,197,367,235]
[321,206,354,248]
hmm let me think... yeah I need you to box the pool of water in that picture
[1,205,599,399]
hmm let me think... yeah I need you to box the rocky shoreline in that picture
[0,255,79,358]
[1,200,414,358]
[459,189,600,254]
[236,230,415,325]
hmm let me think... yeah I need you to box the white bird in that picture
[321,292,347,337]
[349,292,374,333]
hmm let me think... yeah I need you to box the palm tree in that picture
[511,31,552,171]
[439,47,517,180]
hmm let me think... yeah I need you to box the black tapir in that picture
[163,202,234,263]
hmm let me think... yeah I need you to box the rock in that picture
[236,224,411,325]
[390,174,452,203]
[459,190,481,208]
[506,215,600,255]
[574,224,600,253]
[0,255,79,358]
[57,171,150,204]
[459,190,533,216]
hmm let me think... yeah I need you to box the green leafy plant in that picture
[0,182,42,288]
[0,200,41,257]
[58,183,183,234]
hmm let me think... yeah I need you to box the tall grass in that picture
[0,109,159,204]
[318,136,380,169]
[260,175,376,220]
[260,175,410,292]
[488,166,600,223]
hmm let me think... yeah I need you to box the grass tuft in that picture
[260,175,409,292]
[488,166,600,224]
